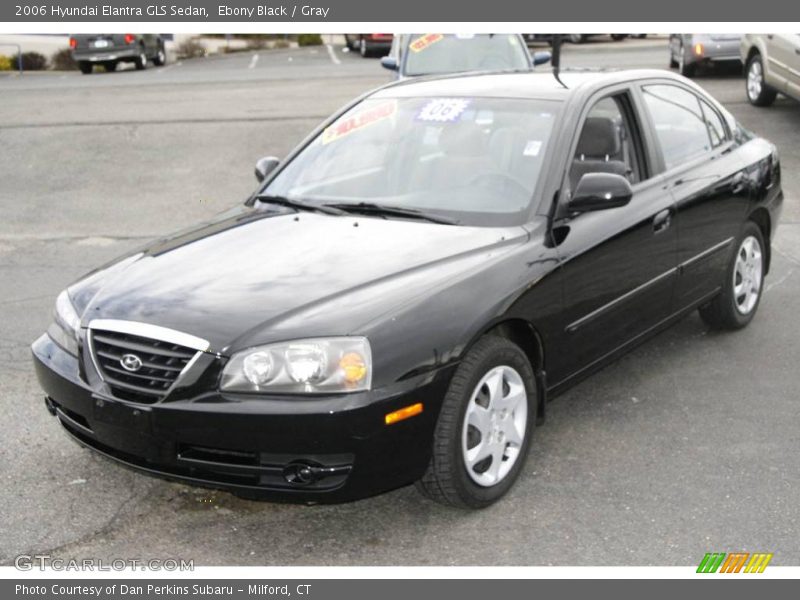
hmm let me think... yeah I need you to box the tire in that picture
[567,34,585,44]
[611,34,627,41]
[416,336,536,509]
[359,38,371,57]
[746,53,777,107]
[678,42,696,77]
[135,47,148,70]
[78,61,92,74]
[699,221,766,330]
[102,61,117,72]
[152,44,167,67]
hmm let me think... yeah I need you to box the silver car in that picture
[669,34,742,77]
[741,34,800,106]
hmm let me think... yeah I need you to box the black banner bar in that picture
[2,0,796,23]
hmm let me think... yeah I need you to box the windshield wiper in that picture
[324,202,458,225]
[255,194,345,216]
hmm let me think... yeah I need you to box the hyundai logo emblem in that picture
[120,353,143,372]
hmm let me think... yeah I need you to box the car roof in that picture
[371,69,691,102]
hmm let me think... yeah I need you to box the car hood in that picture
[75,207,527,353]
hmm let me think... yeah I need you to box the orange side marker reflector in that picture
[385,403,423,425]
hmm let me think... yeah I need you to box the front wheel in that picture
[153,45,167,66]
[746,54,777,106]
[359,38,371,57]
[135,47,148,70]
[416,336,536,508]
[699,222,766,330]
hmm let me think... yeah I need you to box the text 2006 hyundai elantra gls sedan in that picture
[33,70,783,508]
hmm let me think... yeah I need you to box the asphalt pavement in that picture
[1,37,798,566]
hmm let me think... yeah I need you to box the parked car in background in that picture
[381,34,548,79]
[669,34,742,77]
[344,34,393,57]
[741,34,800,106]
[70,34,166,74]
[568,34,628,43]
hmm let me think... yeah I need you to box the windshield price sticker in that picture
[417,98,472,123]
[409,34,445,53]
[322,100,397,145]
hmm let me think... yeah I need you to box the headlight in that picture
[46,290,81,356]
[220,337,372,394]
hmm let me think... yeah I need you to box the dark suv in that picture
[70,34,167,74]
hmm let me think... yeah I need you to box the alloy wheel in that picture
[461,365,528,487]
[747,60,763,102]
[733,235,763,315]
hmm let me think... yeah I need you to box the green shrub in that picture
[297,34,323,47]
[50,47,77,70]
[8,51,48,70]
[0,55,13,71]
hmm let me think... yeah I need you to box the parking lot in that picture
[1,36,799,566]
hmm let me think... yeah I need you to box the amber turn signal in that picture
[385,403,423,425]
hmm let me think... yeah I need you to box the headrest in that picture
[575,117,621,158]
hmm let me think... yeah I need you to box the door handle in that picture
[653,209,672,234]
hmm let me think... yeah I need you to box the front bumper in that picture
[32,334,453,502]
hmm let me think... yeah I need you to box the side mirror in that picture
[568,173,633,213]
[380,56,399,71]
[254,156,280,183]
[532,51,552,67]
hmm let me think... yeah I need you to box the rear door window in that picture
[641,84,713,170]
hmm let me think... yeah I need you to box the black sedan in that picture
[32,70,783,508]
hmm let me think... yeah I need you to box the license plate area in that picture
[92,39,110,48]
[92,394,152,434]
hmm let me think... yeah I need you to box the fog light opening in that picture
[283,461,321,485]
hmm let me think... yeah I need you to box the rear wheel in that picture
[699,222,766,330]
[416,336,536,508]
[678,42,696,77]
[611,34,627,41]
[746,54,777,106]
[78,61,92,74]
[567,34,585,44]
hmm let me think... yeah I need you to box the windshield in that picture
[403,34,530,76]
[262,96,560,226]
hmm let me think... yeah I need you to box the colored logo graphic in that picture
[697,552,773,573]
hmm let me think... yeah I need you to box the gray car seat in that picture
[569,117,629,190]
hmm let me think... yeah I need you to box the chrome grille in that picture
[90,329,198,404]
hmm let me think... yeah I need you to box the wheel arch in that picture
[748,207,772,274]
[469,317,548,424]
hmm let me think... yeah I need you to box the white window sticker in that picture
[417,98,472,123]
[523,140,543,156]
